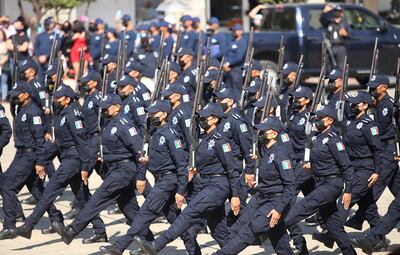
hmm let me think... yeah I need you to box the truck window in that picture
[345,9,380,30]
[260,7,296,31]
[308,9,324,30]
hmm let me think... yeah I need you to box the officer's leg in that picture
[68,168,105,235]
[186,174,208,233]
[206,203,230,248]
[333,46,346,70]
[269,221,295,255]
[287,196,307,251]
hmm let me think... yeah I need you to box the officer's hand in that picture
[44,133,53,142]
[81,171,89,185]
[188,167,197,182]
[35,165,46,180]
[339,28,348,37]
[303,162,311,171]
[136,180,146,194]
[342,193,351,210]
[223,64,231,72]
[44,107,51,115]
[175,193,185,209]
[38,55,47,64]
[368,173,379,188]
[394,155,400,161]
[230,197,241,216]
[267,209,281,228]
[250,153,258,160]
[139,156,149,164]
[245,174,255,188]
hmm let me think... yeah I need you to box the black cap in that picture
[54,83,76,98]
[366,74,390,88]
[98,93,123,108]
[124,61,143,73]
[247,79,261,93]
[255,116,284,132]
[146,100,171,114]
[117,75,137,87]
[328,68,343,80]
[80,71,102,84]
[281,62,298,76]
[346,91,374,105]
[9,82,31,97]
[203,69,218,83]
[198,102,224,118]
[170,62,182,74]
[160,82,187,96]
[102,53,117,65]
[313,106,337,121]
[45,61,59,77]
[214,87,234,100]
[176,47,194,57]
[291,86,313,99]
[18,58,38,73]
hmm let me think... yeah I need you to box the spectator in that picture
[70,21,90,80]
[0,16,16,38]
[6,19,30,60]
[60,21,73,69]
[0,29,9,101]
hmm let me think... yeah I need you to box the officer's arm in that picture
[127,32,136,57]
[33,36,41,56]
[179,114,191,149]
[216,140,240,196]
[119,125,147,181]
[327,138,354,193]
[274,156,296,213]
[0,108,12,153]
[192,33,199,54]
[167,135,189,195]
[66,115,90,171]
[227,40,246,68]
[232,120,256,174]
[215,33,228,60]
[164,38,174,59]
[29,113,46,166]
[362,124,384,175]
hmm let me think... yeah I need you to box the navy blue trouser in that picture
[185,173,208,231]
[114,172,201,254]
[154,176,231,251]
[24,155,105,234]
[2,151,63,229]
[224,66,242,102]
[215,194,293,255]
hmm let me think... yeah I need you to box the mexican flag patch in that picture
[370,126,379,136]
[281,160,292,170]
[336,142,345,151]
[39,91,46,99]
[129,127,137,136]
[33,116,42,125]
[240,124,248,133]
[222,143,231,153]
[280,133,290,143]
[75,120,83,129]
[136,107,145,115]
[174,140,182,149]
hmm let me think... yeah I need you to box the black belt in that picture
[382,139,395,145]
[260,192,283,199]
[155,170,175,178]
[17,147,35,153]
[88,132,100,138]
[61,145,77,151]
[109,159,132,165]
[314,174,340,182]
[200,173,226,178]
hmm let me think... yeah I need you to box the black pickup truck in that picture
[251,3,400,83]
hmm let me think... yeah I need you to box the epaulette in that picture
[119,117,128,125]
[73,109,82,117]
[95,94,100,100]
[178,109,184,116]
[232,113,241,120]
[191,69,197,76]
[213,132,222,140]
[362,118,372,124]
[390,97,394,103]
[169,128,178,135]
[328,131,337,138]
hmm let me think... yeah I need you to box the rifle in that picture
[277,34,285,92]
[98,65,108,157]
[172,24,182,63]
[253,71,274,186]
[50,57,64,138]
[115,39,123,90]
[212,57,225,101]
[205,37,211,67]
[239,47,254,110]
[141,59,166,156]
[77,47,85,84]
[48,37,58,67]
[162,61,171,91]
[154,32,166,80]
[369,37,379,81]
[286,54,304,119]
[304,55,326,162]
[322,32,337,69]
[99,31,107,67]
[242,26,254,80]
[10,37,19,117]
[195,32,203,81]
[337,57,349,137]
[189,61,205,167]
[393,58,400,156]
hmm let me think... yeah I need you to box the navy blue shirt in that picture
[82,90,101,136]
[168,103,192,149]
[374,93,395,142]
[0,104,11,153]
[310,128,354,193]
[177,64,197,101]
[89,32,105,61]
[34,31,61,57]
[104,40,119,57]
[102,114,146,180]
[148,124,188,195]
[14,100,46,165]
[134,81,151,107]
[196,129,240,196]
[151,34,174,60]
[121,93,147,134]
[224,37,247,68]
[119,29,137,59]
[257,141,296,213]
[210,32,228,60]
[135,50,157,78]
[106,70,117,94]
[179,29,198,53]
[54,103,90,171]
[288,110,308,160]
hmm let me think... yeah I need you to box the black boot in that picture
[99,244,123,255]
[21,195,37,205]
[344,217,363,231]
[59,226,76,245]
[351,236,375,254]
[129,247,146,255]
[14,224,33,239]
[293,238,309,255]
[133,236,157,255]
[42,221,65,235]
[312,232,334,249]
[107,207,122,215]
[64,208,81,220]
[0,228,17,240]
[83,232,108,244]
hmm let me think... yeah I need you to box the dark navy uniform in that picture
[179,29,198,53]
[177,62,197,101]
[0,104,12,196]
[141,103,239,252]
[19,85,105,237]
[63,94,154,245]
[210,31,228,60]
[90,31,105,63]
[34,29,61,75]
[110,100,200,254]
[151,33,174,60]
[119,29,136,59]
[2,83,63,233]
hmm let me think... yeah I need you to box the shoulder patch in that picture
[174,140,183,149]
[222,143,231,153]
[136,107,145,115]
[129,127,138,136]
[213,133,222,140]
[370,126,379,136]
[33,116,42,125]
[336,142,345,151]
[239,123,248,133]
[280,133,290,143]
[281,160,292,170]
[75,120,83,129]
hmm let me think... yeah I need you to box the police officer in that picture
[56,94,153,248]
[346,74,399,230]
[105,27,119,57]
[314,91,384,254]
[151,21,174,60]
[124,61,151,106]
[207,17,228,61]
[89,18,106,70]
[34,17,61,77]
[284,106,354,254]
[214,87,255,225]
[223,24,247,99]
[243,60,263,113]
[176,47,197,101]
[99,99,201,255]
[102,54,118,94]
[214,116,296,255]
[179,15,198,53]
[134,102,240,254]
[120,14,137,60]
[116,75,147,133]
[203,69,219,103]
[324,68,344,110]
[320,4,349,70]
[0,103,12,193]
[14,84,106,243]
[279,62,298,124]
[0,82,63,240]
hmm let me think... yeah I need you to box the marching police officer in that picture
[207,17,228,61]
[179,15,198,53]
[124,61,151,106]
[0,82,63,240]
[279,62,298,124]
[284,106,354,254]
[203,69,219,103]
[105,27,119,57]
[176,48,197,101]
[0,103,12,192]
[56,93,153,247]
[99,100,201,255]
[102,54,118,94]
[151,21,174,60]
[120,14,137,60]
[14,84,106,243]
[214,116,296,255]
[134,102,240,254]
